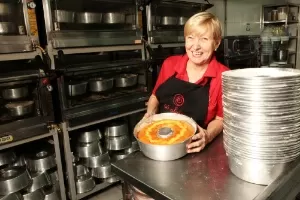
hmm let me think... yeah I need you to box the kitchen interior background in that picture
[0,0,298,200]
[188,0,300,68]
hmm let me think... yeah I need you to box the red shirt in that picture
[153,54,229,126]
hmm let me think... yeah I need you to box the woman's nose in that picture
[193,39,202,49]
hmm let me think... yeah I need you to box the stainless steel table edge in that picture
[112,161,170,200]
[112,135,300,200]
[254,156,300,200]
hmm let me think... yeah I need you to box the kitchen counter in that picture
[112,135,300,200]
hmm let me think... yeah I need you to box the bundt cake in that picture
[137,119,194,145]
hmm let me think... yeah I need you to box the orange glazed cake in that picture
[137,119,194,145]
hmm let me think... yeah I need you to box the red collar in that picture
[175,54,218,78]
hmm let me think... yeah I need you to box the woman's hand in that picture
[142,112,154,120]
[186,125,208,153]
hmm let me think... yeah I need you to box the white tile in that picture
[226,22,242,35]
[226,22,262,36]
[88,186,123,200]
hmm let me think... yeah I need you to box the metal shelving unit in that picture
[0,128,67,200]
[39,0,149,198]
[60,108,145,200]
[261,3,299,68]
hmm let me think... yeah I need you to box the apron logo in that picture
[173,94,185,107]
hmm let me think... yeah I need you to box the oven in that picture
[53,50,152,130]
[145,0,213,46]
[218,54,259,70]
[42,0,143,50]
[0,0,41,57]
[221,36,257,56]
[0,57,54,146]
[216,36,260,69]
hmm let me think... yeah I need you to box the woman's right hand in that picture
[142,112,154,120]
[144,94,158,119]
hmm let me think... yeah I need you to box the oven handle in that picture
[232,39,239,54]
[143,38,154,57]
[226,54,257,60]
[249,38,255,53]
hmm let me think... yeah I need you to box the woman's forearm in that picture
[206,117,223,144]
[146,94,159,115]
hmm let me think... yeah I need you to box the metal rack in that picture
[60,109,145,200]
[261,3,299,68]
[0,128,67,200]
[39,0,150,198]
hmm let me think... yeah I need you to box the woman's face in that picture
[185,25,219,66]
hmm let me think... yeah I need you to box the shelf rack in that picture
[261,2,299,68]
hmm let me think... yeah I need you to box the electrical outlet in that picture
[246,23,251,32]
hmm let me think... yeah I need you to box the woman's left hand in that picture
[186,125,208,153]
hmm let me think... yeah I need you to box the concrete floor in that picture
[86,184,123,200]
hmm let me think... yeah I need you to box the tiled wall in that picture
[186,0,300,68]
[206,0,226,36]
[287,0,300,69]
[187,0,282,36]
[226,0,260,36]
[226,0,283,36]
[183,0,225,35]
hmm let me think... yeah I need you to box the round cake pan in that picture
[2,86,29,100]
[75,174,95,194]
[26,171,51,192]
[105,135,131,151]
[26,149,56,172]
[81,152,110,168]
[0,151,16,167]
[73,164,90,177]
[133,113,197,161]
[104,121,128,137]
[77,129,102,143]
[23,189,45,200]
[91,164,113,179]
[0,167,32,195]
[0,192,23,200]
[43,187,60,200]
[76,141,106,158]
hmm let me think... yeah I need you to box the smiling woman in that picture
[184,12,222,72]
[144,12,230,153]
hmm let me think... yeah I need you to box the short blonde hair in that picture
[184,12,222,41]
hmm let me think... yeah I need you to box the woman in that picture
[145,12,229,153]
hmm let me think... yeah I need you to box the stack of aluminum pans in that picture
[222,68,300,185]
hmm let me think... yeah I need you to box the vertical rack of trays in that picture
[261,3,299,68]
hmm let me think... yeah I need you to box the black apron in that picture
[155,73,211,127]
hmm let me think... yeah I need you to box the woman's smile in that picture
[191,51,203,57]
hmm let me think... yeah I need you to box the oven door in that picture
[44,0,142,48]
[224,37,256,57]
[0,0,37,54]
[0,58,53,146]
[223,55,258,70]
[55,51,151,129]
[147,1,210,44]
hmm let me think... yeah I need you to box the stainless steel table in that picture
[112,135,300,200]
